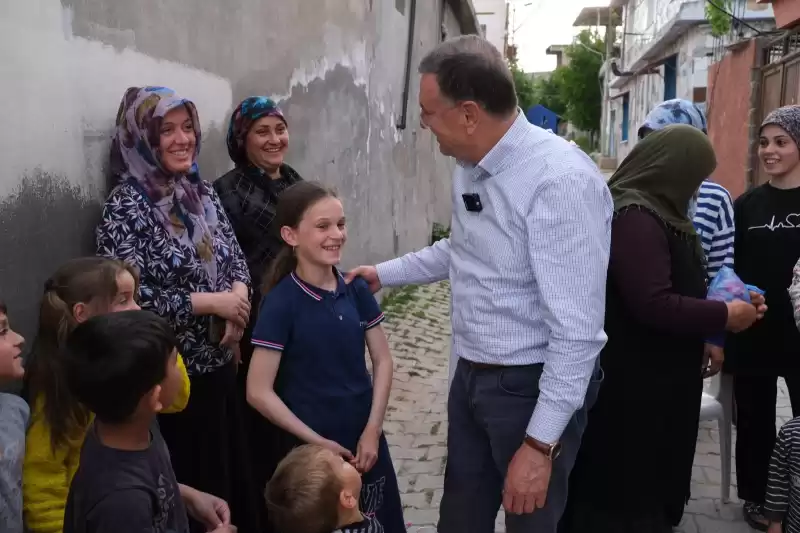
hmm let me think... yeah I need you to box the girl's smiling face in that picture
[0,311,25,381]
[759,124,800,177]
[281,197,347,267]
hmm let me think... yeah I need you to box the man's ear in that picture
[461,101,481,135]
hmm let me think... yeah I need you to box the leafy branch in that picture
[706,0,732,37]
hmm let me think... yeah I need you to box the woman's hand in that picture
[354,426,381,473]
[213,292,250,328]
[725,300,758,333]
[701,343,724,378]
[319,438,355,462]
[750,290,768,319]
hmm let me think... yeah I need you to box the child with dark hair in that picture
[23,257,191,533]
[62,310,234,533]
[0,301,29,533]
[247,181,404,533]
[266,444,382,533]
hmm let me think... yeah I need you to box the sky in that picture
[511,0,611,73]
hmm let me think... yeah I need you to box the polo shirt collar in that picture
[290,268,346,301]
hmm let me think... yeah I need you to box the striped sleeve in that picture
[764,420,797,522]
[694,182,735,279]
[251,288,292,352]
[789,257,800,332]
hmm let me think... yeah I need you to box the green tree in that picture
[531,70,567,118]
[560,30,604,142]
[509,58,537,112]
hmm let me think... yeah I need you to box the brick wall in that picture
[706,40,759,199]
[771,0,800,29]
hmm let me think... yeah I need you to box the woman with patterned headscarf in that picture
[213,97,303,527]
[560,125,762,533]
[727,105,800,531]
[96,86,261,533]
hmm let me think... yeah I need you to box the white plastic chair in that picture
[699,372,734,502]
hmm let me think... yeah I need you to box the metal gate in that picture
[755,30,800,185]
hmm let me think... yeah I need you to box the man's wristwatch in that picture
[523,435,562,461]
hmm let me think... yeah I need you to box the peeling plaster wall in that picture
[0,0,474,342]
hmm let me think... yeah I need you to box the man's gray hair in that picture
[418,35,518,117]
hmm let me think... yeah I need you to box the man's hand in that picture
[702,343,724,378]
[344,266,382,293]
[502,442,552,515]
[180,485,231,530]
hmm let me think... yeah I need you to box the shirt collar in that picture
[290,268,346,301]
[459,109,529,178]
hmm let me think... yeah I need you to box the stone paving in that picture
[380,280,792,533]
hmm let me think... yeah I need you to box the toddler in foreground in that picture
[266,444,384,533]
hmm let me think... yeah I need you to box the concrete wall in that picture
[707,40,760,199]
[472,0,507,56]
[0,0,477,341]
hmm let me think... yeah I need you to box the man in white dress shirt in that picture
[347,35,612,533]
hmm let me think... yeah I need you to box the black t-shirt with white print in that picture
[727,183,800,375]
[64,422,190,533]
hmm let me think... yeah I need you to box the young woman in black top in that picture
[727,105,800,531]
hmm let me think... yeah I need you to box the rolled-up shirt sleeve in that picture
[376,237,451,287]
[525,172,612,444]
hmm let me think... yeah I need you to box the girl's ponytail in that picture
[27,257,131,453]
[263,245,297,295]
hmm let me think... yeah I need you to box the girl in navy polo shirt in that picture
[246,181,404,533]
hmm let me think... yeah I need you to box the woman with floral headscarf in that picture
[212,96,303,527]
[96,86,261,532]
[727,105,800,531]
[560,125,762,533]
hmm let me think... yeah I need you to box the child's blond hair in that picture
[265,444,345,533]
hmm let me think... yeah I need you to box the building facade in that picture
[472,0,509,56]
[758,0,800,29]
[599,0,774,163]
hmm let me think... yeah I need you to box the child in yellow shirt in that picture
[22,257,191,533]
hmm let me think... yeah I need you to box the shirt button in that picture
[339,315,343,320]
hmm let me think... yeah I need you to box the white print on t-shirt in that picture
[748,214,800,231]
[155,473,177,533]
[360,476,386,516]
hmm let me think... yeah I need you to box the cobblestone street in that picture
[381,281,788,533]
